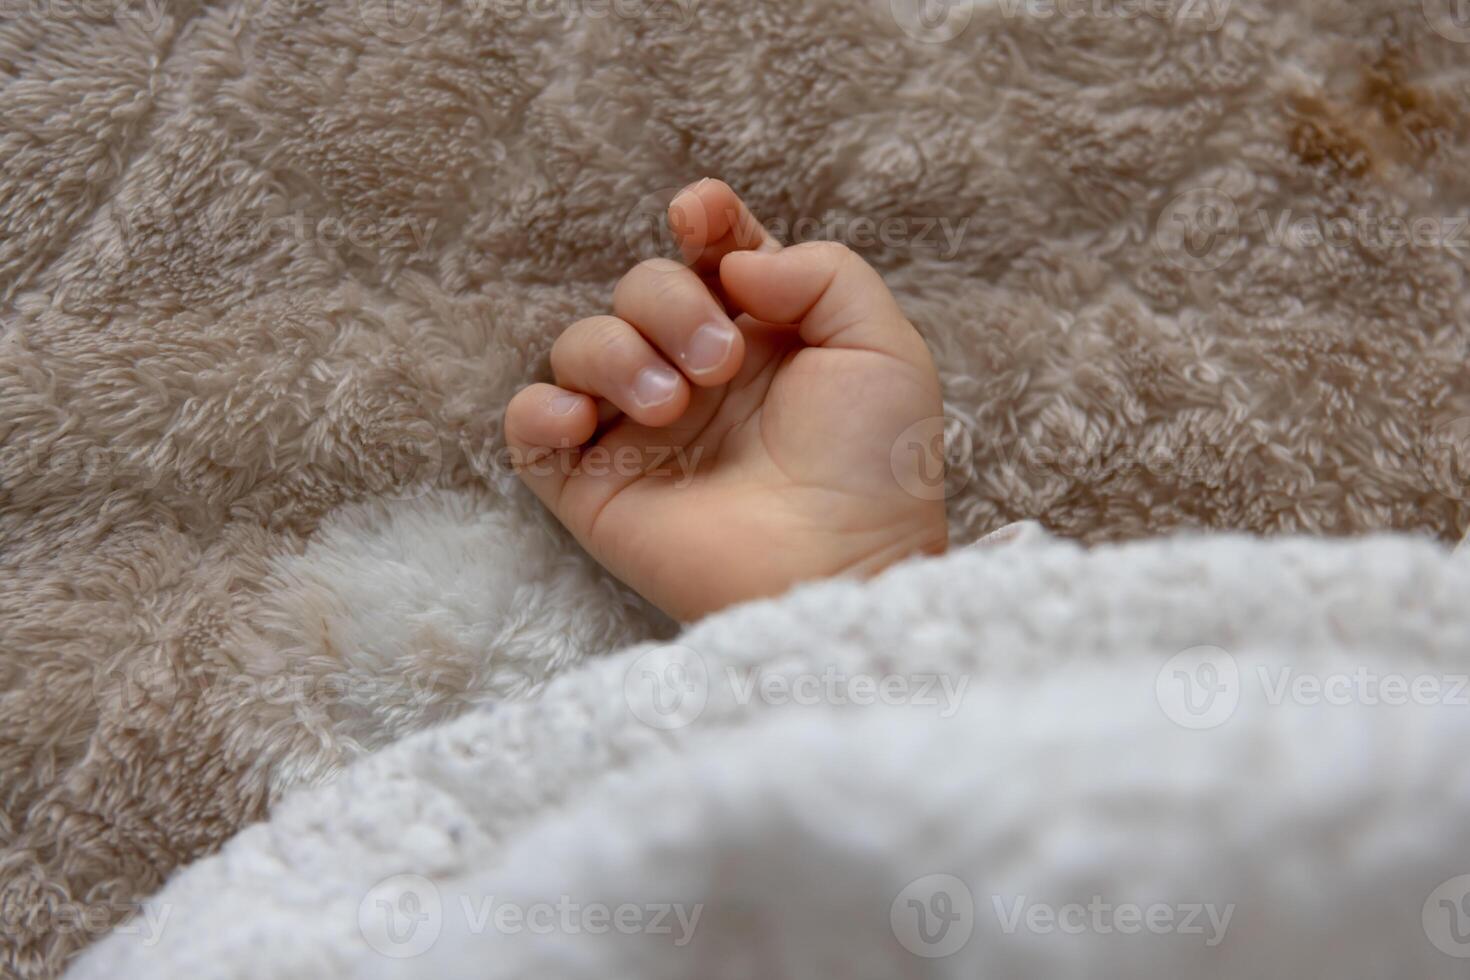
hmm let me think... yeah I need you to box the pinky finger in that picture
[504,383,598,502]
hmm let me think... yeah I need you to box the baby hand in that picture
[505,181,947,621]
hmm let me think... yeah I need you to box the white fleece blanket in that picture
[68,530,1470,978]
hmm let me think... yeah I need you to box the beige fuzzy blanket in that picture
[2,0,1468,975]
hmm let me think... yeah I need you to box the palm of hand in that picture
[569,330,942,619]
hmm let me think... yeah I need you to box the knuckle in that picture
[649,276,702,316]
[617,260,690,302]
[585,316,635,359]
[615,260,712,327]
[554,316,621,364]
[615,258,687,305]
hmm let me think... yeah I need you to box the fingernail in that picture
[549,393,583,416]
[632,365,680,409]
[680,321,737,375]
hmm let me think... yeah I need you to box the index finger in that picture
[667,179,782,276]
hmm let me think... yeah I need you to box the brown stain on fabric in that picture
[1287,95,1376,179]
[1286,46,1456,179]
[1358,50,1456,157]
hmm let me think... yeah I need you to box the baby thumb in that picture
[718,241,932,370]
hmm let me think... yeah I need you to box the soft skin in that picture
[505,180,947,621]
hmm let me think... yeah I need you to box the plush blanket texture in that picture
[2,0,1469,976]
[66,531,1470,977]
